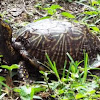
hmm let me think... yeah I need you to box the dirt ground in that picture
[1,0,84,32]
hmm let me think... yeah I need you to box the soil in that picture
[1,0,84,32]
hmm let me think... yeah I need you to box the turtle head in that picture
[0,18,20,65]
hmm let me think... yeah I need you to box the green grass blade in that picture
[45,53,54,70]
[53,61,60,81]
[66,52,74,64]
[30,87,34,100]
[82,53,88,83]
[62,60,67,78]
[45,53,60,81]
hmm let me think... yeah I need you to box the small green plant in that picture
[0,76,11,99]
[45,53,60,81]
[35,4,76,22]
[0,76,6,95]
[0,64,19,78]
[14,85,45,100]
[0,64,19,96]
[43,4,61,16]
[77,0,100,34]
[61,12,76,19]
[82,9,100,33]
[39,53,100,100]
[40,71,52,94]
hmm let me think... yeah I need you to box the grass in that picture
[0,53,100,99]
[41,53,100,100]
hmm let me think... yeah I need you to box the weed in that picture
[38,53,100,100]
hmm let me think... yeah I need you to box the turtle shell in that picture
[14,19,100,69]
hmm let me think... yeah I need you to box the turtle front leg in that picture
[19,49,47,71]
[13,41,47,81]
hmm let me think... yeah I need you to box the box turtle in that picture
[0,18,100,78]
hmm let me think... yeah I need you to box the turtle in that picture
[0,18,100,79]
